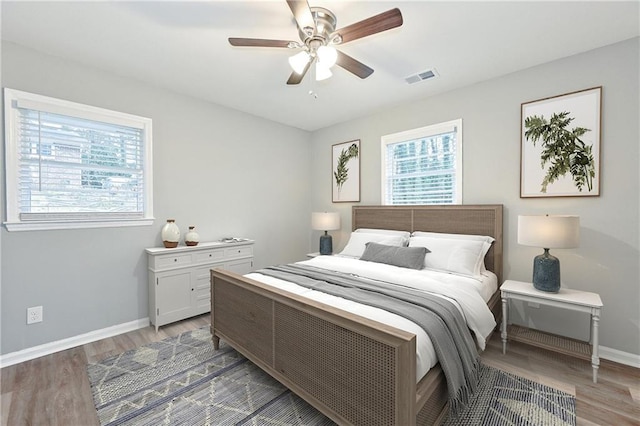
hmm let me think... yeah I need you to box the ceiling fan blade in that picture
[287,0,315,34]
[286,57,313,85]
[229,38,293,48]
[336,50,374,79]
[332,8,403,44]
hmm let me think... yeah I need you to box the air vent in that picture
[405,68,439,85]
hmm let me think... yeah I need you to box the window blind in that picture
[16,107,145,220]
[382,124,459,205]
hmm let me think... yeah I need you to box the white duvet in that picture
[245,255,496,381]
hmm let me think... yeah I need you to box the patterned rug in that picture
[442,364,576,426]
[87,327,575,426]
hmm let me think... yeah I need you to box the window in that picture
[381,119,462,205]
[4,88,153,231]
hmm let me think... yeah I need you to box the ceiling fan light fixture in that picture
[315,62,333,81]
[289,50,311,74]
[317,45,337,68]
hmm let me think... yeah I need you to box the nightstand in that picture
[500,279,603,383]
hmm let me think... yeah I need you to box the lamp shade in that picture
[289,51,310,75]
[312,212,340,231]
[315,62,333,81]
[317,45,337,68]
[518,215,579,249]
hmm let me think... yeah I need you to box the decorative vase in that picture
[185,226,200,246]
[161,219,180,248]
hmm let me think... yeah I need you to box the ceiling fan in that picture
[229,0,403,85]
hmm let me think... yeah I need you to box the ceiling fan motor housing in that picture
[298,7,338,51]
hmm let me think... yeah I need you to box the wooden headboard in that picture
[352,205,503,284]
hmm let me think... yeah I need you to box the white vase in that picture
[185,226,200,246]
[161,219,180,248]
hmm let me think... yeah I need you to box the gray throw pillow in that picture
[360,242,429,270]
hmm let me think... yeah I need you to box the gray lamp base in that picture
[532,248,561,293]
[319,233,333,255]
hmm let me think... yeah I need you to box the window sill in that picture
[4,218,155,232]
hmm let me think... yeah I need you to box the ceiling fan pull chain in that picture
[307,65,318,99]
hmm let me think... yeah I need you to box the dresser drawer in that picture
[224,245,253,259]
[153,253,192,270]
[194,248,225,264]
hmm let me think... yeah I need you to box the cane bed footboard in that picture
[211,269,419,425]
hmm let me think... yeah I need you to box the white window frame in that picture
[4,88,154,231]
[381,119,463,205]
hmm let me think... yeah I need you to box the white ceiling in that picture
[2,1,638,131]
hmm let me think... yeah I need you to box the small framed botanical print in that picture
[332,140,360,203]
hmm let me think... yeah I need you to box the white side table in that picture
[500,279,603,383]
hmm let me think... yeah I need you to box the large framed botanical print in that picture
[521,87,602,198]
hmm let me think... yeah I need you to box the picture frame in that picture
[521,87,602,198]
[332,139,360,203]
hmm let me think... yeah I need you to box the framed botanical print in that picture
[332,140,360,203]
[521,87,602,197]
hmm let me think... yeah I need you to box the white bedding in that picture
[469,270,498,302]
[245,255,497,382]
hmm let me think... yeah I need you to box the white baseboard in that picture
[1,319,638,370]
[0,317,150,368]
[600,345,640,368]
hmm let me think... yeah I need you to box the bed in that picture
[210,204,503,425]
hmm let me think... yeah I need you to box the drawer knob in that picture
[209,254,212,257]
[174,259,178,262]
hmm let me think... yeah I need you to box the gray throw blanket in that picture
[257,264,480,415]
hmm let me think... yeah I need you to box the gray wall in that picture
[2,38,638,359]
[1,41,312,355]
[310,38,640,357]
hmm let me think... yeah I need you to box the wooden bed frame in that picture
[210,205,503,425]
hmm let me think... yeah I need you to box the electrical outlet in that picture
[27,306,43,324]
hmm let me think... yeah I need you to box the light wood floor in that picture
[1,314,638,425]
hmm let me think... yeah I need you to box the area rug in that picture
[442,364,576,426]
[87,327,575,426]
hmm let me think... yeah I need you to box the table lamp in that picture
[312,212,341,255]
[518,215,580,293]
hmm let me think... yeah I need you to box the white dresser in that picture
[146,240,254,331]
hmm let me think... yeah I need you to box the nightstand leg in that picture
[501,297,508,354]
[591,312,600,383]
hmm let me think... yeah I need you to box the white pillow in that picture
[411,231,494,244]
[408,236,490,278]
[355,228,411,237]
[411,231,494,272]
[355,228,410,246]
[339,233,406,258]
